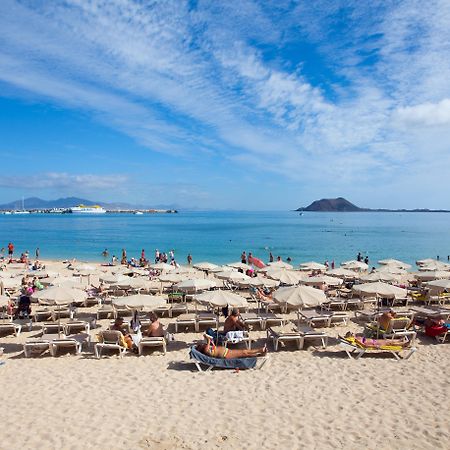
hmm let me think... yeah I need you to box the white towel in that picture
[226,331,245,342]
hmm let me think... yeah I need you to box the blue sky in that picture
[1,0,450,209]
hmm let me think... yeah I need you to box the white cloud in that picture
[395,99,450,127]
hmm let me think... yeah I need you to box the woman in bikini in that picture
[197,334,267,359]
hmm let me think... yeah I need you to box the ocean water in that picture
[0,211,449,266]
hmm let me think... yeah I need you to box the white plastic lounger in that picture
[0,322,22,337]
[138,336,167,355]
[49,338,82,356]
[338,337,417,361]
[266,326,304,351]
[95,330,127,358]
[23,336,52,358]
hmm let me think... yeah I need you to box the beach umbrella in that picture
[33,270,61,279]
[0,278,22,289]
[99,274,130,284]
[175,278,216,292]
[341,260,368,271]
[266,269,304,285]
[375,265,408,275]
[352,282,407,299]
[227,262,252,271]
[111,277,148,290]
[414,271,450,281]
[195,290,248,308]
[0,272,13,279]
[426,279,450,290]
[149,262,175,272]
[209,265,235,273]
[111,267,134,275]
[273,285,327,308]
[112,294,167,311]
[267,261,294,270]
[302,275,343,286]
[361,272,401,283]
[172,266,200,275]
[159,273,189,283]
[326,268,358,278]
[249,276,280,288]
[32,286,87,305]
[214,271,251,282]
[416,258,439,266]
[378,259,411,269]
[71,263,97,272]
[194,262,219,271]
[419,261,450,271]
[299,261,327,271]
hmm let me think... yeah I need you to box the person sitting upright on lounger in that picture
[196,334,266,359]
[144,312,165,337]
[224,308,247,333]
[111,318,133,349]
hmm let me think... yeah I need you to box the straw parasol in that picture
[194,262,219,271]
[267,261,294,270]
[265,269,304,285]
[341,260,368,271]
[360,272,401,283]
[227,262,252,271]
[352,282,407,299]
[214,271,251,282]
[273,285,327,308]
[302,275,343,286]
[112,294,167,311]
[149,262,175,272]
[195,290,248,308]
[326,268,358,278]
[378,259,411,269]
[175,278,216,292]
[32,286,88,305]
[299,261,327,271]
[413,271,450,281]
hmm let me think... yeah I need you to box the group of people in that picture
[356,252,370,265]
[0,244,41,265]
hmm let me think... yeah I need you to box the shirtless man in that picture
[378,310,396,330]
[197,334,266,359]
[145,312,164,337]
[223,308,247,333]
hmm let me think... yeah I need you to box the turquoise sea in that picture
[0,211,449,266]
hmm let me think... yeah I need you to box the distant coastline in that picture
[296,197,450,213]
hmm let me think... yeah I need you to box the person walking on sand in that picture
[8,242,14,258]
[241,251,247,264]
[187,253,192,265]
[269,252,274,263]
[35,247,40,259]
[121,248,127,265]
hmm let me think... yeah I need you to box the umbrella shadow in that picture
[167,360,198,372]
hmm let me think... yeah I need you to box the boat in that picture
[12,197,31,214]
[134,211,144,215]
[70,205,106,214]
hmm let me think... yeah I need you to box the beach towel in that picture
[225,331,245,343]
[189,346,258,369]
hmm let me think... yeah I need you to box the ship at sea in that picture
[70,205,106,214]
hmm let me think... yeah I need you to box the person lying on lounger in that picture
[196,334,266,359]
[223,308,248,333]
[344,332,411,348]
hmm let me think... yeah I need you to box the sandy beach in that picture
[1,260,450,450]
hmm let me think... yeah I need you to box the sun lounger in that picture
[189,346,268,372]
[49,337,82,356]
[365,317,416,341]
[138,336,167,355]
[329,312,349,326]
[298,310,332,327]
[64,321,90,337]
[338,336,417,361]
[0,322,22,337]
[259,312,284,330]
[196,312,219,331]
[267,325,303,351]
[41,322,65,335]
[296,325,329,348]
[33,308,52,322]
[23,335,53,357]
[51,307,73,321]
[95,330,127,358]
[241,312,263,329]
[96,304,114,320]
[175,313,197,332]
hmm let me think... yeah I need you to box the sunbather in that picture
[144,312,165,337]
[224,308,247,333]
[377,310,396,330]
[344,332,410,348]
[196,334,266,359]
[111,318,133,349]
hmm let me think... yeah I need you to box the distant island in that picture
[296,197,450,213]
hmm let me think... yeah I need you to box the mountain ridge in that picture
[0,197,180,210]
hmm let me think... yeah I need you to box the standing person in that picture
[277,255,282,261]
[364,255,369,265]
[121,248,127,265]
[8,242,14,258]
[241,251,246,264]
[324,260,329,269]
[35,247,40,260]
[331,260,335,269]
[286,256,292,263]
[357,252,362,262]
[247,252,253,265]
[269,252,274,263]
[187,253,192,265]
[169,249,175,262]
[155,249,160,263]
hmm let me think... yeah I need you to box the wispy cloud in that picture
[1,0,450,207]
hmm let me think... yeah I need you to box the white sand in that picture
[1,261,449,449]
